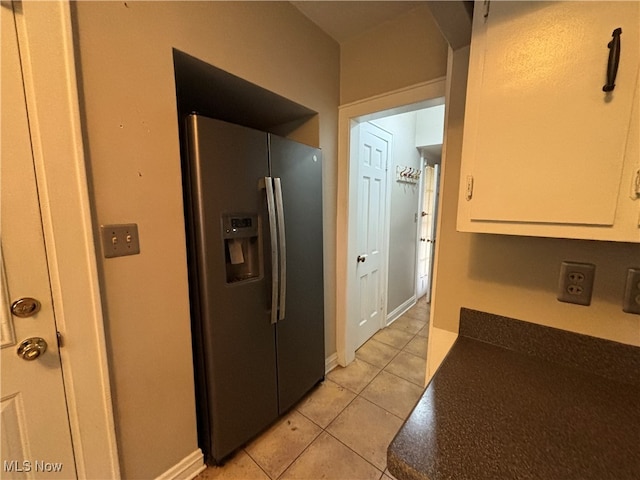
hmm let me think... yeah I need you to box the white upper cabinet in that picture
[458,1,640,242]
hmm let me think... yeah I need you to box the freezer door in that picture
[269,134,325,413]
[186,115,278,462]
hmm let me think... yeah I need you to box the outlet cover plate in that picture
[557,261,595,306]
[101,224,140,258]
[623,268,640,315]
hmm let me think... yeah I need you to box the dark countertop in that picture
[387,309,640,480]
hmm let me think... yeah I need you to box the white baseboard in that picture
[386,296,417,325]
[155,449,206,480]
[325,352,339,373]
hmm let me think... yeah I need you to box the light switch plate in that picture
[622,268,640,315]
[100,224,140,258]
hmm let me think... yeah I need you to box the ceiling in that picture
[290,1,424,43]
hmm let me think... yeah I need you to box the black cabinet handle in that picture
[603,27,622,92]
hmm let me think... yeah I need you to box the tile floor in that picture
[197,297,430,480]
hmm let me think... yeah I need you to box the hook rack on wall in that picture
[396,165,421,184]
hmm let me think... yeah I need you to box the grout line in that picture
[356,341,402,369]
[377,367,426,391]
[371,326,419,350]
[323,430,385,477]
[242,449,273,480]
[275,395,382,479]
[272,427,323,480]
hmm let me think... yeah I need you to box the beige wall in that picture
[431,47,640,348]
[72,2,339,477]
[430,46,473,336]
[340,4,448,105]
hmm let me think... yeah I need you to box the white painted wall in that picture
[416,105,445,147]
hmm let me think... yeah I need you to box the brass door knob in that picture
[17,337,47,361]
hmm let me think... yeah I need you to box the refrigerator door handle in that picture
[262,176,279,325]
[274,177,286,321]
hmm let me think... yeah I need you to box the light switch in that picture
[100,224,140,258]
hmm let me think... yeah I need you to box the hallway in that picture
[197,297,430,479]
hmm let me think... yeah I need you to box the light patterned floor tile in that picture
[356,338,400,368]
[198,322,429,480]
[360,370,424,419]
[245,410,321,479]
[403,335,428,359]
[326,358,381,393]
[372,328,414,350]
[387,316,425,335]
[279,431,381,480]
[384,351,427,387]
[415,324,429,338]
[326,397,403,471]
[296,379,356,428]
[403,307,429,323]
[196,450,268,480]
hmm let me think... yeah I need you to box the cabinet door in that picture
[459,1,639,239]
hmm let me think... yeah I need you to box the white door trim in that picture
[336,79,446,366]
[14,2,120,477]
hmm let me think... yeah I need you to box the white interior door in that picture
[354,122,391,349]
[417,162,435,299]
[417,163,439,301]
[424,164,439,303]
[1,4,76,477]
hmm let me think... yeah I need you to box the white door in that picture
[354,122,391,349]
[416,163,438,301]
[416,162,432,299]
[1,4,77,478]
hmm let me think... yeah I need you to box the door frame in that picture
[12,1,120,477]
[336,78,446,366]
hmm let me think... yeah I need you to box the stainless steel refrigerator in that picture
[183,114,324,464]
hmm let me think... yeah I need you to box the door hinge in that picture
[631,168,640,200]
[465,175,474,201]
[483,0,491,21]
[56,331,64,348]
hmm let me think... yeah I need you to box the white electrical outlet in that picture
[622,268,640,315]
[557,261,595,306]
